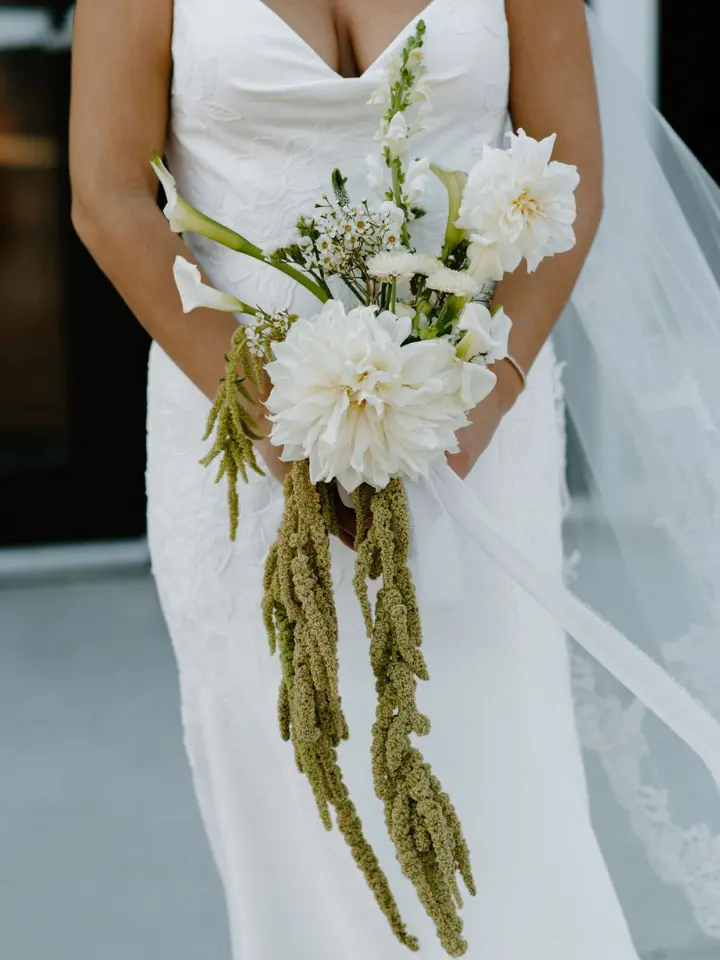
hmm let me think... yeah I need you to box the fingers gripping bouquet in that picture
[153,21,579,957]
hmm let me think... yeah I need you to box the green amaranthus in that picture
[155,20,478,956]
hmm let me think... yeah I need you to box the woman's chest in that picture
[170,0,510,134]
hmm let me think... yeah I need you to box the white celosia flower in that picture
[367,250,439,281]
[265,300,494,491]
[425,265,482,298]
[173,256,250,318]
[376,112,410,160]
[150,154,216,237]
[455,302,512,363]
[404,157,431,206]
[456,129,580,281]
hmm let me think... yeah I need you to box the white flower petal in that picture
[172,256,248,316]
[377,112,410,160]
[425,266,481,297]
[266,300,478,488]
[150,154,227,240]
[457,130,579,277]
[455,302,512,363]
[404,156,431,206]
[458,360,497,408]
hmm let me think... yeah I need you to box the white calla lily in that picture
[173,256,255,319]
[456,302,512,363]
[456,358,497,408]
[150,154,218,236]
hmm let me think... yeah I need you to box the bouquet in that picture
[152,21,579,957]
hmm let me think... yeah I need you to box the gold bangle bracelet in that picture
[503,353,527,392]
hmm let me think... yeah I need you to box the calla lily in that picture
[455,302,512,363]
[150,153,219,237]
[456,358,497,408]
[173,256,257,319]
[151,152,329,304]
[430,164,469,259]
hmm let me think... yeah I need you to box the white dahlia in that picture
[265,300,495,491]
[456,129,580,281]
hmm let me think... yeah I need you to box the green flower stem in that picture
[189,209,330,304]
[436,294,468,333]
[391,158,411,247]
[235,301,261,318]
[342,277,367,304]
[390,278,398,313]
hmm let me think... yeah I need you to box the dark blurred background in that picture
[1,0,149,548]
[0,0,718,549]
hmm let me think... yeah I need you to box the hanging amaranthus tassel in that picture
[200,325,266,540]
[263,460,420,953]
[354,479,476,958]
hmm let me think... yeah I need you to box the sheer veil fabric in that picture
[549,9,720,945]
[146,0,720,955]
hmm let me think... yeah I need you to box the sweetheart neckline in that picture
[252,0,441,82]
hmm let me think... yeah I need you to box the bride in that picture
[68,0,720,956]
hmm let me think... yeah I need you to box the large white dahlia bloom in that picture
[456,129,580,281]
[265,301,496,491]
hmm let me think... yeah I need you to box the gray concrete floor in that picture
[1,552,717,960]
[0,565,231,960]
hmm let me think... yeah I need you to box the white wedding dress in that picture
[145,0,642,956]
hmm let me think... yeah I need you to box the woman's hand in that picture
[255,437,293,486]
[446,358,524,479]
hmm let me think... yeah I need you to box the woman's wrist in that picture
[493,356,526,414]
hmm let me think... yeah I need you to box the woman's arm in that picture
[448,0,603,478]
[69,0,285,479]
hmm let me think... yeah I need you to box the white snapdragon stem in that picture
[173,257,258,320]
[377,112,410,162]
[404,157,431,207]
